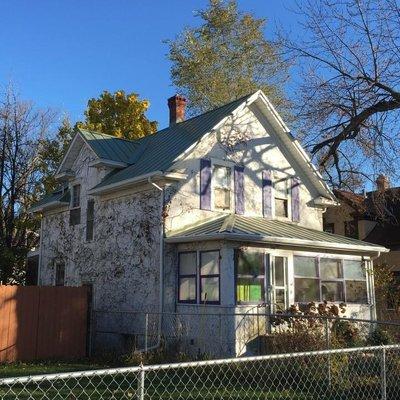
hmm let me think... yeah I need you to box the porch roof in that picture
[165,214,388,255]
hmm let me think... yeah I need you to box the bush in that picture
[331,320,362,347]
[366,327,394,345]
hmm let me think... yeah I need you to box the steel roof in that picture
[166,214,388,253]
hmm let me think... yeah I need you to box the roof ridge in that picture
[148,92,256,139]
[79,128,143,144]
[219,214,236,232]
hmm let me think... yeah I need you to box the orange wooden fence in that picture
[0,285,89,362]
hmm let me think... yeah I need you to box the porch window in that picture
[274,178,288,218]
[213,165,231,210]
[178,252,197,303]
[343,260,367,303]
[294,256,367,304]
[236,250,265,303]
[178,251,220,304]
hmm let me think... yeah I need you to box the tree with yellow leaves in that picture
[78,90,157,140]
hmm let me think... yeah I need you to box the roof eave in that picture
[89,158,128,169]
[29,200,69,214]
[88,171,187,195]
[165,232,388,255]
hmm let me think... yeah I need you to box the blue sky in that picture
[0,0,299,130]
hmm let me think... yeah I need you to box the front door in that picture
[268,255,288,313]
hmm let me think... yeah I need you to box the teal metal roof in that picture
[92,93,253,190]
[166,214,387,253]
[79,129,141,164]
[31,187,70,211]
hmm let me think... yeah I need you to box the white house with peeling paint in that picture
[31,90,387,356]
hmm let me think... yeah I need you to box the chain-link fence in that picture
[92,308,400,359]
[1,345,399,399]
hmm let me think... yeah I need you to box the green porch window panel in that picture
[236,250,265,303]
[236,278,264,302]
[294,256,317,277]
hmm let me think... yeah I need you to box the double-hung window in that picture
[178,251,220,304]
[213,165,231,210]
[70,184,81,226]
[274,178,288,218]
[86,199,95,241]
[294,256,368,304]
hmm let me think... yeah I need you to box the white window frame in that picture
[70,182,81,210]
[210,159,234,213]
[292,252,369,304]
[273,174,291,220]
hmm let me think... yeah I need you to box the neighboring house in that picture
[31,90,387,356]
[323,177,400,320]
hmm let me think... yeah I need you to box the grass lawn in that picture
[0,359,111,379]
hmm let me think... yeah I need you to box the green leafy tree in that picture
[78,90,157,140]
[166,0,289,114]
[37,117,76,194]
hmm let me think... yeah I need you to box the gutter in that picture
[88,171,186,196]
[165,232,388,255]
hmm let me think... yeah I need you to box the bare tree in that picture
[280,0,400,189]
[0,86,54,283]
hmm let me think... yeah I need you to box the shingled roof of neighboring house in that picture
[165,214,387,254]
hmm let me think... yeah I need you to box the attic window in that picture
[274,179,288,218]
[213,165,231,210]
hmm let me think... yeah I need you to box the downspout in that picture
[368,252,381,321]
[144,177,165,352]
[37,216,44,286]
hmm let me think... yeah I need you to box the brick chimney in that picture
[376,174,390,191]
[168,95,187,126]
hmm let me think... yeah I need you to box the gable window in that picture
[72,184,81,208]
[236,250,265,304]
[213,165,231,210]
[70,184,81,226]
[345,220,358,239]
[55,262,65,286]
[294,256,367,304]
[178,251,220,304]
[323,222,335,234]
[86,199,95,241]
[274,178,288,218]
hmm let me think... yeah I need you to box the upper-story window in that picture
[274,178,289,218]
[72,184,81,208]
[213,165,232,210]
[70,184,81,226]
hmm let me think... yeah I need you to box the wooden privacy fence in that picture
[0,285,90,362]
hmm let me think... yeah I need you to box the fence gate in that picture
[0,285,90,362]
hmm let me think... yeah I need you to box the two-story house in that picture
[31,90,387,356]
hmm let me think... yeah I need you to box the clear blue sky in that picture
[0,0,299,130]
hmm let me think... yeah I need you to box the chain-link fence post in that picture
[381,346,387,400]
[137,363,145,400]
[325,318,332,386]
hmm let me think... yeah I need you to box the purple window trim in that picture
[200,158,212,210]
[262,170,272,218]
[291,178,300,222]
[234,165,245,215]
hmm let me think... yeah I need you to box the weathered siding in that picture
[165,106,324,233]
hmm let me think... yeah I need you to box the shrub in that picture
[366,327,394,346]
